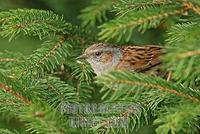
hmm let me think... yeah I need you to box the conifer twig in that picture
[111,80,200,103]
[0,58,17,62]
[177,50,200,59]
[0,83,31,104]
[19,36,66,77]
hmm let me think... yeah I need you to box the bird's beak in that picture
[76,54,88,60]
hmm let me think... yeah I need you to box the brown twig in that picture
[177,50,200,59]
[0,83,31,104]
[0,58,17,62]
[19,36,66,77]
[111,80,200,103]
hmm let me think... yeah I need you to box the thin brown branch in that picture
[116,0,175,16]
[0,58,17,62]
[116,8,187,31]
[0,83,31,104]
[20,36,66,77]
[110,80,200,103]
[122,0,200,29]
[12,19,58,30]
[177,50,200,59]
[125,0,174,8]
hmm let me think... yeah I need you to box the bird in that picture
[77,43,164,76]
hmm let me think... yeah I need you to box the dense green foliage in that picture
[0,0,200,134]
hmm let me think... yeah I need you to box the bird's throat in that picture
[90,48,122,75]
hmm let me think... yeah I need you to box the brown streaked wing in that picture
[116,45,163,72]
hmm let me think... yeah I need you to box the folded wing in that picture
[116,45,163,72]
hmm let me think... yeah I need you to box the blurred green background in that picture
[0,0,156,133]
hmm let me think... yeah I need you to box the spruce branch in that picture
[19,103,69,134]
[0,70,76,133]
[17,35,71,78]
[0,1,200,133]
[0,70,31,105]
[166,22,199,44]
[0,83,31,104]
[97,71,200,103]
[0,85,70,134]
[100,83,169,112]
[0,129,17,134]
[0,51,22,69]
[165,22,200,86]
[96,71,200,132]
[53,60,94,102]
[79,0,113,27]
[77,82,94,102]
[0,58,16,62]
[29,76,78,109]
[0,88,25,116]
[154,102,200,134]
[177,50,200,58]
[0,9,70,41]
[99,4,187,42]
[113,0,176,17]
[71,62,94,83]
[91,103,146,133]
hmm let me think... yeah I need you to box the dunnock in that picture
[77,43,163,76]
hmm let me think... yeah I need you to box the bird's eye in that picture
[95,52,102,57]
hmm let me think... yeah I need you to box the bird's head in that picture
[77,43,122,75]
